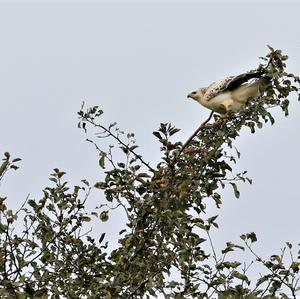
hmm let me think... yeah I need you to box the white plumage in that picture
[187,72,270,114]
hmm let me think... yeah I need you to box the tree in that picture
[0,46,300,299]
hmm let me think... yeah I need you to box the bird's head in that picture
[187,88,206,103]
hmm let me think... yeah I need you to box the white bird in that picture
[187,71,270,114]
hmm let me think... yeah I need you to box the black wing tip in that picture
[226,70,267,91]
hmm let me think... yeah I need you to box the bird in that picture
[187,71,271,114]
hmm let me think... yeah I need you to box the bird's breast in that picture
[200,91,244,113]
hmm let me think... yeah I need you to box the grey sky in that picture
[1,0,300,273]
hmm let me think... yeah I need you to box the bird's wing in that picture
[225,71,263,91]
[204,71,263,101]
[203,76,235,101]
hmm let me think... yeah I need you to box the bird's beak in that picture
[187,93,192,99]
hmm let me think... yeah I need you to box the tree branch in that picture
[180,111,214,154]
[84,118,155,173]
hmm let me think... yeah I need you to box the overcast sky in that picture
[1,1,300,277]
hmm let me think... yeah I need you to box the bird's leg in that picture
[219,114,230,123]
[219,105,235,123]
[215,112,230,124]
[221,114,229,121]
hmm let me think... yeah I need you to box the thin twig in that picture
[85,118,155,173]
[180,111,214,154]
[206,230,218,264]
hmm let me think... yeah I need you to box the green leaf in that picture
[291,261,300,272]
[232,271,250,284]
[49,177,57,183]
[248,232,257,242]
[169,128,180,136]
[130,145,138,151]
[95,182,106,189]
[100,211,109,222]
[10,165,19,170]
[138,173,150,178]
[99,233,105,243]
[256,274,271,286]
[0,160,9,176]
[99,154,105,169]
[80,216,91,222]
[195,223,208,230]
[153,131,162,140]
[12,158,22,163]
[230,182,240,199]
[207,215,218,224]
[241,232,257,243]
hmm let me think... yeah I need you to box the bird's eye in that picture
[192,91,196,94]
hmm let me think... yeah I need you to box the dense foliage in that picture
[1,46,300,298]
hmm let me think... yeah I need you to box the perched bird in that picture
[187,71,270,114]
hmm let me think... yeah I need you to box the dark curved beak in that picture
[187,92,192,99]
